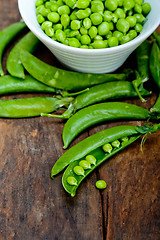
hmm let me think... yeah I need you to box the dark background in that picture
[0,1,160,239]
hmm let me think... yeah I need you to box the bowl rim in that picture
[18,0,160,55]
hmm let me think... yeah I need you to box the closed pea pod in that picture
[58,124,160,196]
[62,102,154,149]
[0,75,57,95]
[0,21,26,76]
[20,49,129,91]
[42,79,151,119]
[6,32,39,79]
[0,96,73,118]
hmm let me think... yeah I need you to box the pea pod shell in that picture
[20,49,128,91]
[0,75,56,95]
[149,42,160,90]
[51,125,142,177]
[62,134,141,196]
[6,31,39,79]
[150,94,160,116]
[0,96,73,118]
[0,21,26,76]
[75,80,151,110]
[62,102,150,149]
[153,31,160,48]
[136,40,150,80]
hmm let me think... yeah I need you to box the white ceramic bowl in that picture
[18,0,160,74]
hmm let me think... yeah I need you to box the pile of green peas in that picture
[66,135,129,187]
[36,0,151,49]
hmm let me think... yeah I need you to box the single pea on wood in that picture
[96,180,107,190]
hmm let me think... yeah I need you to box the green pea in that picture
[134,4,142,14]
[45,27,54,37]
[108,36,119,47]
[134,14,145,23]
[55,29,66,43]
[75,33,82,40]
[80,45,89,49]
[79,160,91,170]
[113,30,123,41]
[45,1,52,9]
[65,0,76,8]
[69,30,79,37]
[36,0,44,7]
[83,18,92,29]
[102,143,112,153]
[53,23,63,31]
[58,5,70,15]
[68,38,81,47]
[37,14,45,24]
[71,20,81,30]
[128,29,137,40]
[85,155,96,165]
[48,12,60,23]
[50,3,59,12]
[135,0,143,5]
[70,10,78,20]
[73,166,85,176]
[123,0,135,11]
[111,13,118,23]
[76,0,90,9]
[105,30,112,39]
[109,21,114,31]
[117,0,123,7]
[121,136,129,142]
[89,26,97,38]
[67,176,77,185]
[90,13,103,25]
[126,16,137,28]
[64,28,71,37]
[57,0,64,6]
[142,3,151,16]
[114,8,126,19]
[120,34,130,44]
[61,14,70,28]
[88,45,94,49]
[128,9,133,16]
[111,140,121,148]
[105,0,118,11]
[92,40,107,49]
[96,180,107,189]
[76,8,91,19]
[104,40,108,48]
[39,7,51,17]
[80,27,88,35]
[36,5,45,15]
[116,19,130,33]
[103,11,113,22]
[63,38,69,45]
[41,21,52,31]
[98,22,110,36]
[80,34,91,45]
[94,35,103,40]
[91,1,104,13]
[134,23,143,33]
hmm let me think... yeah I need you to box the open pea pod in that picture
[60,123,160,197]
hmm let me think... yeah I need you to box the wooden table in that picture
[0,1,160,240]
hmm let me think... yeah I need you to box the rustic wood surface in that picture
[0,1,160,240]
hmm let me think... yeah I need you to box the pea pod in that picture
[6,32,39,79]
[132,40,151,102]
[62,102,154,149]
[0,96,73,118]
[42,79,151,119]
[0,21,26,76]
[152,31,160,48]
[149,42,160,89]
[0,75,56,95]
[62,123,160,197]
[20,49,131,91]
[51,124,160,178]
[150,95,160,114]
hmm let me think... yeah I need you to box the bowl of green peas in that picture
[18,0,160,73]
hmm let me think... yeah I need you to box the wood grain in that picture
[0,1,160,240]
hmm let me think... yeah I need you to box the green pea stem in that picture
[61,88,89,97]
[132,71,149,102]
